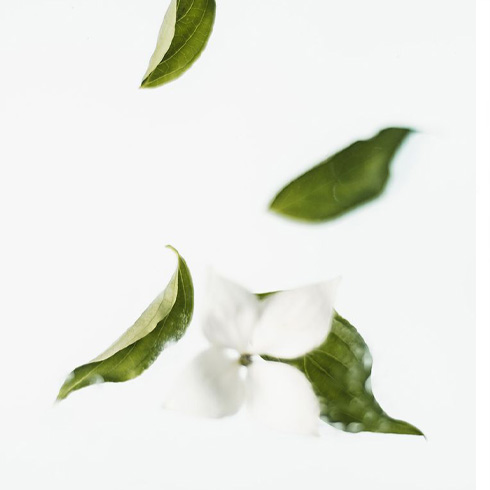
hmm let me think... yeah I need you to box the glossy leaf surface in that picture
[269,127,413,222]
[57,246,193,400]
[260,303,423,436]
[141,0,216,88]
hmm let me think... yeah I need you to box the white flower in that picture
[164,273,339,435]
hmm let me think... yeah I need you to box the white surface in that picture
[0,1,475,489]
[202,272,338,358]
[476,1,489,489]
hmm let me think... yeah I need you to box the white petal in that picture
[250,278,340,358]
[164,347,245,418]
[202,272,260,352]
[246,361,320,435]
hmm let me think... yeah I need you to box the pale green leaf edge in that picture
[142,0,178,81]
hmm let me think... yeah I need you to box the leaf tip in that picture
[410,425,426,438]
[389,418,425,437]
[55,386,68,403]
[382,126,418,139]
[165,244,179,256]
[268,195,280,213]
[56,369,77,402]
[139,78,151,89]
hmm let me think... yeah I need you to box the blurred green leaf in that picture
[57,246,194,400]
[141,0,216,88]
[263,309,423,436]
[269,127,413,222]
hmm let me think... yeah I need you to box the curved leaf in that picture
[141,0,216,88]
[261,305,423,436]
[57,246,194,401]
[269,127,413,222]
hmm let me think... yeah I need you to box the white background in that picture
[476,1,490,489]
[0,1,476,489]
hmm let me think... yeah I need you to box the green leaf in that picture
[57,246,194,401]
[269,127,413,222]
[262,308,423,436]
[141,0,216,88]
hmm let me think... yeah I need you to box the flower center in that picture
[239,353,252,367]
